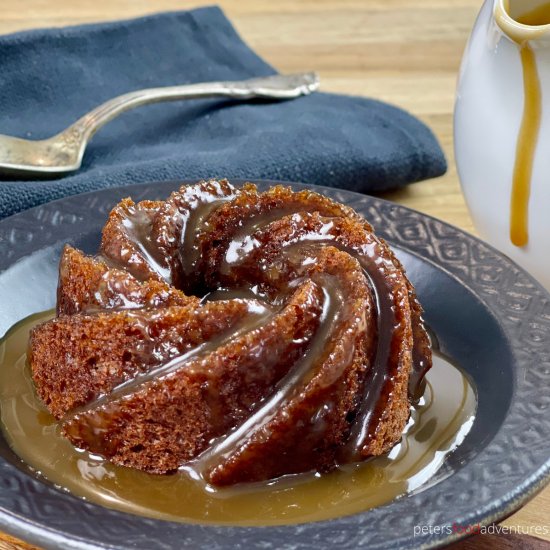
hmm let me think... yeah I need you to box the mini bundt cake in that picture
[29,179,432,486]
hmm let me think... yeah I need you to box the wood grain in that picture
[0,0,548,548]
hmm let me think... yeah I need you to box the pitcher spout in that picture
[495,0,550,44]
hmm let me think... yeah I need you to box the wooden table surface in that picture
[0,1,548,549]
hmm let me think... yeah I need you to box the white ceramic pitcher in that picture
[455,0,550,289]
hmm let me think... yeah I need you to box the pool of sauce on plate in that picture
[0,310,476,527]
[498,2,550,247]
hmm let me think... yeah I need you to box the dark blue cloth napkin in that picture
[0,6,446,220]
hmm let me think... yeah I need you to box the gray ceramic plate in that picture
[0,180,549,550]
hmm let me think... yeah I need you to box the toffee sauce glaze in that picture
[1,182,476,523]
[498,1,550,247]
[95,183,432,471]
[0,310,476,526]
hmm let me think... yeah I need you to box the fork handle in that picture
[67,72,319,141]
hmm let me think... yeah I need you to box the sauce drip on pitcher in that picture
[510,41,541,247]
[497,1,550,247]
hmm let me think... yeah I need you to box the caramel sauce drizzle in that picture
[0,311,476,526]
[510,42,542,247]
[0,180,478,523]
[503,3,547,247]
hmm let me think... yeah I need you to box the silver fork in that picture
[0,72,319,178]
